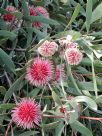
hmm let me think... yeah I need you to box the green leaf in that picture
[19,131,39,136]
[28,88,40,97]
[33,28,46,39]
[0,86,6,95]
[95,95,102,104]
[26,16,59,25]
[55,122,64,136]
[0,30,16,40]
[0,48,15,74]
[0,103,15,110]
[65,3,80,30]
[0,7,10,14]
[42,121,60,130]
[86,0,92,33]
[91,53,98,98]
[69,101,78,123]
[12,12,23,20]
[52,91,62,105]
[21,0,29,17]
[0,38,8,46]
[78,81,97,91]
[14,0,18,8]
[0,18,7,30]
[71,121,93,136]
[4,74,25,102]
[92,44,102,50]
[77,39,93,61]
[91,3,102,23]
[73,96,97,111]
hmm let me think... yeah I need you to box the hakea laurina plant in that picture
[5,35,86,135]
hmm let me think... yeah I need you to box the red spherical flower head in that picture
[59,107,66,113]
[11,98,41,129]
[38,40,58,57]
[2,6,15,22]
[54,65,65,82]
[26,58,53,87]
[29,6,42,29]
[65,48,83,65]
[35,6,49,18]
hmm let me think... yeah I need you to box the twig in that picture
[4,48,26,52]
[4,120,12,136]
[43,114,102,121]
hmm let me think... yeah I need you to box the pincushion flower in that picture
[54,65,65,82]
[35,6,49,18]
[38,40,58,57]
[2,6,15,23]
[29,6,49,28]
[29,6,41,28]
[11,98,41,129]
[26,58,53,86]
[65,48,83,65]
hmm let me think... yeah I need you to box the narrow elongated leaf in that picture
[0,18,7,30]
[91,53,98,98]
[26,16,59,25]
[0,86,6,95]
[12,12,23,20]
[42,121,60,129]
[91,3,102,23]
[73,96,97,110]
[33,28,46,39]
[21,0,29,17]
[0,103,15,110]
[71,121,93,136]
[52,91,62,105]
[55,122,64,136]
[0,38,8,46]
[65,3,80,30]
[14,0,18,8]
[86,0,92,33]
[69,101,78,123]
[95,95,102,103]
[19,131,39,136]
[0,30,16,40]
[76,39,93,61]
[0,48,15,73]
[4,74,25,102]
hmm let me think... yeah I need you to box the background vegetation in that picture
[0,0,102,136]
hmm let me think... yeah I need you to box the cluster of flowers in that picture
[26,35,83,87]
[2,5,49,28]
[11,35,82,129]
